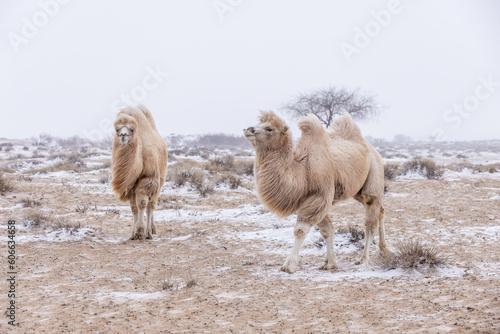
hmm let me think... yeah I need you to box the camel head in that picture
[244,111,290,150]
[114,113,138,145]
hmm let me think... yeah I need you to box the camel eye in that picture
[265,128,273,132]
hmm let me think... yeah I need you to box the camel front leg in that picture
[281,194,332,274]
[131,194,148,240]
[281,221,311,274]
[129,200,139,239]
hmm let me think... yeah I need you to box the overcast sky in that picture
[1,0,499,142]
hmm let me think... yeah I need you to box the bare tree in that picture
[282,87,382,127]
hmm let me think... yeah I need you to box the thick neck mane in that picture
[111,138,143,201]
[254,139,307,217]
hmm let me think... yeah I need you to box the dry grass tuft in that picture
[20,198,42,207]
[337,223,365,243]
[22,210,53,228]
[75,203,90,214]
[98,172,111,184]
[378,239,446,271]
[0,173,15,194]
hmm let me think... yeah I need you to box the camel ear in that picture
[282,126,288,135]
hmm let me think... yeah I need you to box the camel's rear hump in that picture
[328,113,363,142]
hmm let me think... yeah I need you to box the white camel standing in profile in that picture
[244,111,388,273]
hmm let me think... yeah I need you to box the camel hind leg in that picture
[131,177,159,240]
[317,215,337,270]
[354,194,384,265]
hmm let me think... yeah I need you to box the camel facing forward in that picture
[111,105,168,240]
[244,111,388,273]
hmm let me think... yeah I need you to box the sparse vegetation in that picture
[98,172,111,184]
[105,207,120,215]
[206,154,235,173]
[216,171,242,189]
[384,163,399,180]
[22,210,53,228]
[378,239,446,271]
[402,158,444,180]
[313,237,325,249]
[337,224,365,243]
[75,203,90,214]
[0,173,14,194]
[168,160,215,197]
[20,198,42,207]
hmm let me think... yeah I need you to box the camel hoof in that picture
[130,229,146,240]
[280,266,295,274]
[320,262,338,271]
[280,259,297,274]
[146,233,153,240]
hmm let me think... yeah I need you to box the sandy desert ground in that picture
[0,137,499,333]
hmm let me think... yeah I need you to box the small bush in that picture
[216,172,242,189]
[337,224,365,243]
[313,237,325,249]
[195,181,215,197]
[0,173,14,194]
[402,158,444,180]
[169,161,205,187]
[184,273,198,288]
[20,198,42,207]
[75,203,89,214]
[22,211,52,228]
[235,160,254,176]
[206,154,235,174]
[379,239,446,271]
[384,163,399,180]
[105,207,120,215]
[98,172,111,184]
[157,194,184,210]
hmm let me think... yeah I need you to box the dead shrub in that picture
[22,210,53,228]
[20,198,42,207]
[75,203,90,214]
[378,239,446,271]
[98,172,111,184]
[206,154,235,174]
[384,163,399,180]
[235,160,254,176]
[157,194,184,210]
[195,181,215,197]
[0,173,14,194]
[216,171,242,189]
[337,223,365,243]
[184,273,198,288]
[402,158,444,180]
[168,161,204,187]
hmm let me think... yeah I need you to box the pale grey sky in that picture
[1,0,499,141]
